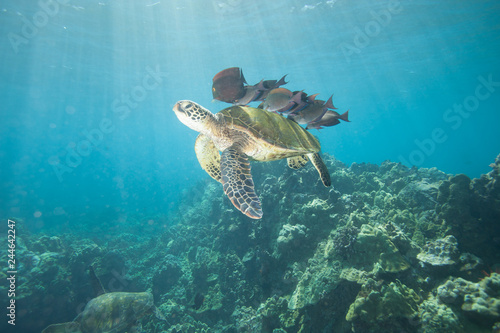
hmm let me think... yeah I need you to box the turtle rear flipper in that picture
[41,322,82,333]
[195,134,221,182]
[221,146,263,219]
[307,153,331,187]
[287,155,309,169]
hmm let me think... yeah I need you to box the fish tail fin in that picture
[339,109,350,122]
[274,74,288,88]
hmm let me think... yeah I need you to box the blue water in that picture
[1,0,499,232]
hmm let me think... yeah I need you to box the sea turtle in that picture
[42,266,166,333]
[173,100,331,219]
[42,292,159,333]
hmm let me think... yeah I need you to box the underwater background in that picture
[1,0,500,332]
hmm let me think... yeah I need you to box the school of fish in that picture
[212,67,349,130]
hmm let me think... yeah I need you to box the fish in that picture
[261,75,288,90]
[279,91,319,115]
[212,67,247,103]
[234,75,289,106]
[213,67,288,105]
[233,84,262,106]
[288,95,335,125]
[192,292,205,310]
[212,68,350,130]
[254,75,288,101]
[306,109,350,130]
[262,88,294,112]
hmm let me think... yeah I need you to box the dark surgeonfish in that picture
[233,75,288,106]
[42,266,166,333]
[288,95,336,125]
[306,109,350,130]
[262,88,292,111]
[233,84,262,106]
[212,67,247,103]
[212,67,287,105]
[212,67,350,130]
[192,292,205,310]
[262,88,295,112]
[252,75,288,102]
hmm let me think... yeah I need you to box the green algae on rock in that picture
[437,273,500,322]
[350,224,410,273]
[418,294,463,333]
[288,235,344,309]
[275,223,309,256]
[417,235,460,267]
[346,279,421,331]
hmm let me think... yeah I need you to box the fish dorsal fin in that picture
[239,68,247,85]
[88,265,106,296]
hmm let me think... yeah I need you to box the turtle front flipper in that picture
[41,322,82,333]
[287,155,309,169]
[195,134,221,182]
[221,146,263,219]
[307,153,331,187]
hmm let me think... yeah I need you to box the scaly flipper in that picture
[41,322,82,333]
[287,155,309,169]
[307,153,331,187]
[220,146,262,219]
[195,134,221,182]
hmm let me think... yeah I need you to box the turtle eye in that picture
[185,103,193,109]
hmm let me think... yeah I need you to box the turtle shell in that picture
[218,106,320,152]
[79,292,153,333]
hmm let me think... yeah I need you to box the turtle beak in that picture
[173,102,182,113]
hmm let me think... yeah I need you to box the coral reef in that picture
[7,153,500,333]
[329,224,359,259]
[437,273,500,323]
[417,235,460,267]
[346,279,421,332]
[350,224,410,273]
[418,295,463,333]
[275,223,308,256]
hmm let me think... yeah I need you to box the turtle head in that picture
[173,100,214,132]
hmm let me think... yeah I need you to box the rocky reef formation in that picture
[417,235,460,267]
[4,154,500,333]
[437,273,500,324]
